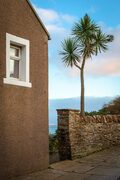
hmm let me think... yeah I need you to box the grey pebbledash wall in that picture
[57,109,120,160]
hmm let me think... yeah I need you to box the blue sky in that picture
[31,0,120,99]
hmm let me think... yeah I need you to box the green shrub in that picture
[49,130,59,154]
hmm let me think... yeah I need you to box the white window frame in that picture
[10,45,21,59]
[10,45,21,80]
[4,33,32,88]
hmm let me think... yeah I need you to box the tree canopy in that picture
[99,97,120,115]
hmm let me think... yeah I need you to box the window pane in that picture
[10,59,19,78]
[10,47,20,57]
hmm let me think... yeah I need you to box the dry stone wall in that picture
[57,109,120,160]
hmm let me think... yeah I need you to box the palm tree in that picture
[60,14,114,116]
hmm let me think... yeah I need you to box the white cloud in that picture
[61,14,76,24]
[86,26,120,76]
[33,5,76,34]
[85,56,120,77]
[33,4,75,66]
[34,7,59,23]
[46,24,66,34]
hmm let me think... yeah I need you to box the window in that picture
[4,33,32,88]
[10,46,21,79]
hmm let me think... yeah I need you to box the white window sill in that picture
[3,78,32,88]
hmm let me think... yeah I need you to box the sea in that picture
[49,125,57,134]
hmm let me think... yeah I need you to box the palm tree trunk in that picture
[80,68,85,116]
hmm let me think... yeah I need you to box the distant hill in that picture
[49,96,114,125]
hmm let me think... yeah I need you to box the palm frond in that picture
[60,38,80,67]
[72,14,99,43]
[92,30,114,55]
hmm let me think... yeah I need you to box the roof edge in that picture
[26,0,51,40]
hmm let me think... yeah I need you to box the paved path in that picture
[11,146,120,180]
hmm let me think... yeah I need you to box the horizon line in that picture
[49,95,118,100]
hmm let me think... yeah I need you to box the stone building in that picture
[0,0,50,178]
